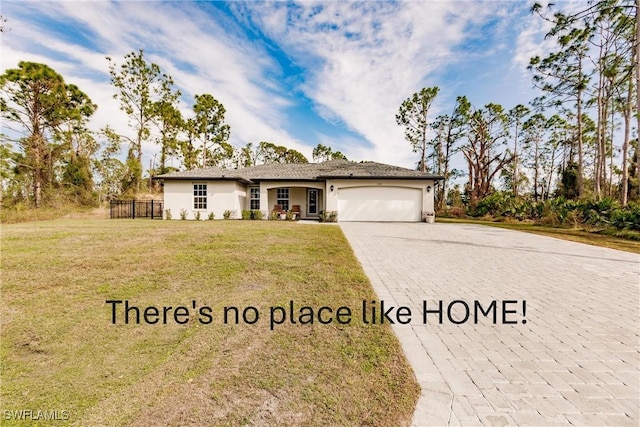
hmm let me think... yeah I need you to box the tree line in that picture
[0,49,348,209]
[396,0,639,214]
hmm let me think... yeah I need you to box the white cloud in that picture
[235,1,503,167]
[511,10,555,76]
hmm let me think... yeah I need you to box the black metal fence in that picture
[110,200,164,219]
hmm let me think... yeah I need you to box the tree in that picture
[460,103,511,206]
[312,143,347,162]
[192,93,230,167]
[61,129,98,204]
[153,101,182,174]
[430,96,469,209]
[558,161,580,199]
[530,0,639,200]
[628,139,640,199]
[107,49,180,192]
[521,113,547,200]
[588,1,636,200]
[0,142,17,203]
[256,141,308,164]
[396,87,440,172]
[233,142,259,168]
[507,104,530,197]
[178,118,201,170]
[93,126,125,203]
[57,84,98,203]
[543,114,569,198]
[0,62,95,207]
[529,5,593,197]
[283,148,309,164]
[635,0,639,199]
[207,141,235,168]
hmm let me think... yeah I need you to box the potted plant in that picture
[424,211,435,223]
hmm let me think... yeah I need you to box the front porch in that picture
[257,183,325,220]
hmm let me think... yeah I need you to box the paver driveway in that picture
[340,222,639,426]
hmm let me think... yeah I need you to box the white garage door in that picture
[337,186,422,222]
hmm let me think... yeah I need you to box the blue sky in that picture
[1,1,557,170]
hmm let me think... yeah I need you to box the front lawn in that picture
[1,219,419,426]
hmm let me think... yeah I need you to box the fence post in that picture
[151,200,154,219]
[132,200,136,219]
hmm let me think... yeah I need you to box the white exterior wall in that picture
[164,178,436,221]
[163,180,246,220]
[233,182,247,218]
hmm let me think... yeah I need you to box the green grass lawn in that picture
[1,219,419,426]
[437,217,640,254]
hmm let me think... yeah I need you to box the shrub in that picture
[208,212,215,220]
[223,210,232,219]
[610,202,640,231]
[194,211,201,221]
[539,203,561,227]
[460,192,640,234]
[469,191,509,217]
[164,209,172,220]
[468,192,541,221]
[179,209,188,220]
[319,210,338,223]
[444,207,465,218]
[242,210,264,220]
[564,209,582,228]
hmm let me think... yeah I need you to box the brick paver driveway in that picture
[340,222,639,426]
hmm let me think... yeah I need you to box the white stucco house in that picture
[155,160,443,222]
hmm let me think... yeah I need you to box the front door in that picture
[307,189,318,216]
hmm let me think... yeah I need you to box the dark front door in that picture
[307,189,318,215]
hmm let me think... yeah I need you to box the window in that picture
[276,188,289,211]
[250,187,260,210]
[193,184,207,209]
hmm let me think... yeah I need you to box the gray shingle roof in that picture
[155,160,443,181]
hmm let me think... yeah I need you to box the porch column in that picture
[259,184,269,218]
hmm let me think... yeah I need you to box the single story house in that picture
[155,160,443,222]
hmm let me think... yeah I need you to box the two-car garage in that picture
[336,186,423,222]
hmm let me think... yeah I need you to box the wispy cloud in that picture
[511,4,556,77]
[233,1,506,165]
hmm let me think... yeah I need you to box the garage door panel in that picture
[337,187,421,222]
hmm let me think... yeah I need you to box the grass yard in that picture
[437,217,640,254]
[1,219,419,426]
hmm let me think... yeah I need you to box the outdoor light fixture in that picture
[330,185,335,192]
[426,185,432,193]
